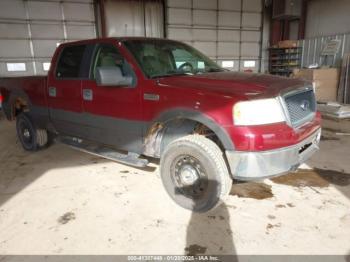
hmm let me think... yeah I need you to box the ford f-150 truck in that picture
[0,37,321,212]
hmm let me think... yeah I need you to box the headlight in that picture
[233,98,285,126]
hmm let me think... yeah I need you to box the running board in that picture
[57,136,149,168]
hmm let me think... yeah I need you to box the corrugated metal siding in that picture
[0,0,96,77]
[166,0,263,72]
[299,33,350,68]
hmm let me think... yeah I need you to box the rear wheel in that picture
[16,113,48,151]
[160,134,232,212]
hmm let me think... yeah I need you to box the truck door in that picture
[47,44,91,138]
[80,43,143,153]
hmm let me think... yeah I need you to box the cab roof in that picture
[58,37,178,47]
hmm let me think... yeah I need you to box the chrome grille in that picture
[283,89,316,127]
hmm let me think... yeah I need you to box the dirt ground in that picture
[0,113,350,256]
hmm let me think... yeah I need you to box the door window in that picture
[92,44,130,80]
[56,45,86,78]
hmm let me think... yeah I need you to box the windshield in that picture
[123,39,224,78]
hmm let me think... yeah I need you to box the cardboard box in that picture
[278,40,298,48]
[292,68,340,102]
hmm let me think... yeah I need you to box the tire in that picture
[16,113,48,151]
[160,134,232,212]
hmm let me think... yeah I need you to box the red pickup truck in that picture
[0,37,321,212]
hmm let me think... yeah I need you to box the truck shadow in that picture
[176,181,237,259]
[185,204,238,260]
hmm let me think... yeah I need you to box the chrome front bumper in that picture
[225,128,321,181]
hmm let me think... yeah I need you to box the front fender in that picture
[143,108,235,157]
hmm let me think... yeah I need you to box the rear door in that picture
[80,42,143,153]
[47,44,90,137]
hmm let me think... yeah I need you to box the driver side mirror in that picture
[96,66,133,87]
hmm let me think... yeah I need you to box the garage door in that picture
[166,0,263,72]
[103,0,164,38]
[0,0,96,77]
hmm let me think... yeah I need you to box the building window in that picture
[6,63,26,72]
[222,61,234,68]
[244,61,256,68]
[43,62,51,71]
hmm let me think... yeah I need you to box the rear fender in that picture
[3,89,32,120]
[4,89,48,129]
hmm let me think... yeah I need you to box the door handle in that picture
[144,93,159,101]
[83,89,93,101]
[48,86,56,97]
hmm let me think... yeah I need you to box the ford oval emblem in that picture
[300,100,310,111]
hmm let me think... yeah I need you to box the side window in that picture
[92,44,125,79]
[56,45,86,78]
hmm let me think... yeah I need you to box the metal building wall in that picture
[299,33,350,68]
[301,0,350,69]
[306,0,350,38]
[0,0,96,77]
[166,0,263,72]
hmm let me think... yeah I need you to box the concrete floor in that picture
[0,113,350,256]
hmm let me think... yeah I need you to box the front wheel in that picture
[160,135,232,212]
[16,113,48,151]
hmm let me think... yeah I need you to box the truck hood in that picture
[157,72,308,99]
